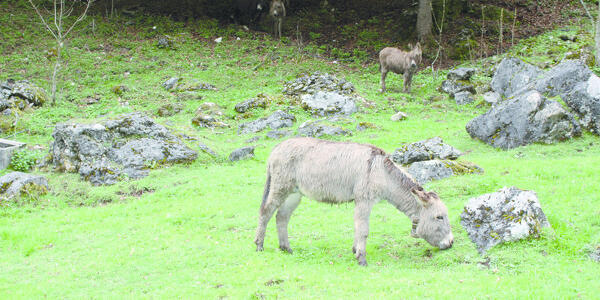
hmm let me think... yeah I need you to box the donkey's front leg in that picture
[353,200,374,266]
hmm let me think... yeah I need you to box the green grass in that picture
[1,4,600,298]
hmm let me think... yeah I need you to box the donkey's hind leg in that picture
[276,193,302,253]
[255,188,291,252]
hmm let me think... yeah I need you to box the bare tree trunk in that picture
[417,0,432,41]
[596,1,600,65]
[51,44,62,105]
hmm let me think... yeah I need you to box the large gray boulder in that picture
[563,74,600,135]
[534,60,592,97]
[391,137,462,165]
[229,146,255,161]
[491,57,542,98]
[50,113,197,185]
[0,172,48,198]
[466,90,581,149]
[300,91,357,116]
[0,79,48,113]
[238,110,295,134]
[461,187,551,253]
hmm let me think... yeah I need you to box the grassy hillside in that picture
[1,3,599,298]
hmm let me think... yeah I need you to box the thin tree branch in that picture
[27,0,58,40]
[579,0,595,24]
[64,0,93,38]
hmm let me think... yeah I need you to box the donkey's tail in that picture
[260,169,271,211]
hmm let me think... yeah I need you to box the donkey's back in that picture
[267,137,381,203]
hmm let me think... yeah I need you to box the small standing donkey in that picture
[254,137,453,266]
[269,0,286,39]
[379,42,422,93]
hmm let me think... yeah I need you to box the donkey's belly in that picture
[297,184,355,204]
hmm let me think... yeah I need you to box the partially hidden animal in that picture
[379,42,422,93]
[232,0,269,26]
[269,0,286,39]
[254,137,453,266]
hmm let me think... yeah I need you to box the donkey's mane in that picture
[383,157,419,190]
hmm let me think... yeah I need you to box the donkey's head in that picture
[270,0,285,17]
[410,186,453,250]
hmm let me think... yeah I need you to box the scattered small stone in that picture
[283,72,355,96]
[229,146,255,161]
[297,120,350,138]
[245,136,261,143]
[191,113,229,128]
[440,80,476,98]
[157,103,182,117]
[461,186,551,253]
[355,122,377,131]
[235,96,268,113]
[157,35,175,49]
[447,67,477,81]
[590,245,600,262]
[238,110,295,134]
[391,111,408,121]
[266,130,292,139]
[112,85,129,95]
[454,91,475,105]
[163,77,180,90]
[198,143,217,157]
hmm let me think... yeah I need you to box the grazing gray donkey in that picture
[269,0,286,39]
[254,137,453,266]
[379,42,422,93]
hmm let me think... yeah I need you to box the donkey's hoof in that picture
[279,246,293,254]
[358,259,368,266]
[256,245,264,252]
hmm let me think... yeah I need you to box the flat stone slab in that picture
[461,186,551,253]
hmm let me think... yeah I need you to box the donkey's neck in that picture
[378,158,422,221]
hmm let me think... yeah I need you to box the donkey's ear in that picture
[411,186,431,205]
